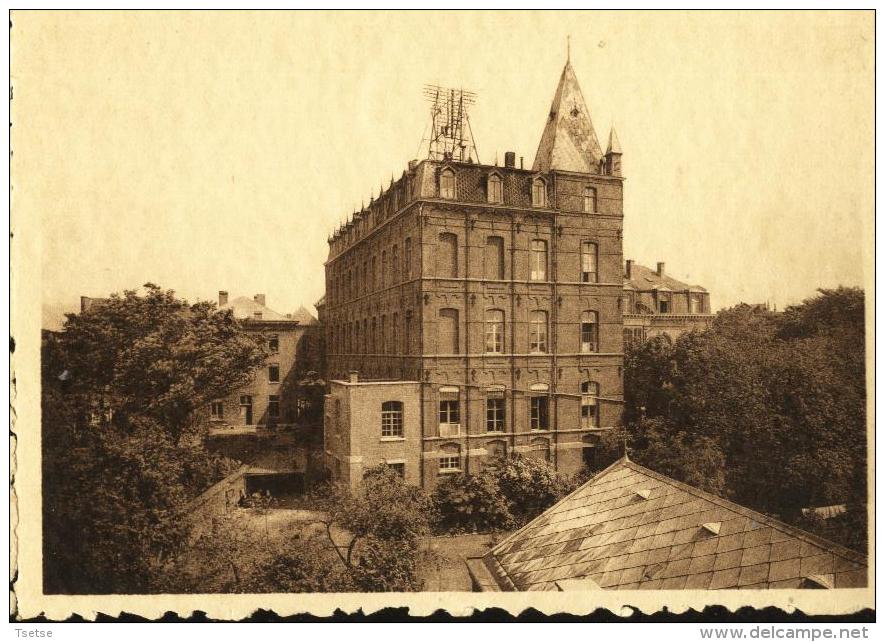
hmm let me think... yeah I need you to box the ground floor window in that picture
[268,395,280,419]
[439,444,461,472]
[388,462,405,477]
[210,401,224,420]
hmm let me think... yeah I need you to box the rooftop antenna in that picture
[421,84,480,163]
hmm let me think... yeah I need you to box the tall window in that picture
[268,364,280,383]
[380,314,387,353]
[439,388,460,436]
[392,312,399,354]
[532,178,547,207]
[438,308,459,354]
[581,381,599,429]
[268,394,280,419]
[391,245,399,282]
[488,174,503,203]
[580,311,599,353]
[581,241,598,283]
[371,255,377,290]
[439,444,461,472]
[529,310,548,353]
[530,239,548,280]
[530,396,549,431]
[371,317,377,353]
[381,401,404,437]
[404,310,412,354]
[690,293,703,313]
[404,237,412,279]
[438,232,458,278]
[484,235,505,280]
[268,334,279,353]
[583,186,597,213]
[658,292,671,314]
[486,396,505,432]
[485,309,504,354]
[381,250,387,288]
[210,402,224,421]
[440,168,456,199]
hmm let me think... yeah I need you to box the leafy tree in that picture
[432,471,513,532]
[42,284,268,593]
[621,289,867,551]
[494,454,571,524]
[310,464,435,591]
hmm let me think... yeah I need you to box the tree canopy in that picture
[622,288,867,550]
[42,284,268,593]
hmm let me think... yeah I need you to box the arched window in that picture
[488,174,503,203]
[438,308,459,354]
[581,311,598,353]
[440,168,456,199]
[581,241,598,283]
[381,401,404,437]
[380,250,387,288]
[439,443,461,472]
[530,239,547,280]
[391,245,399,283]
[392,312,399,354]
[485,309,504,354]
[583,186,597,213]
[371,317,377,353]
[484,236,505,280]
[529,310,548,353]
[437,232,458,278]
[380,314,387,354]
[532,178,547,207]
[528,437,551,461]
[581,381,599,429]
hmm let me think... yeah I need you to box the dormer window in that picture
[487,173,503,204]
[532,178,547,207]
[440,168,456,199]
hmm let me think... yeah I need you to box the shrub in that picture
[432,471,513,532]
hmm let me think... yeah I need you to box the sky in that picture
[12,10,873,328]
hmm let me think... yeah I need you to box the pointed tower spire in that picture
[532,59,603,174]
[606,125,622,154]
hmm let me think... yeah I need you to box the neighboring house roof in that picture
[471,457,867,591]
[291,305,319,326]
[625,263,707,293]
[532,60,604,174]
[220,296,290,322]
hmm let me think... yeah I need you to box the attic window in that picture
[634,488,651,500]
[801,575,833,589]
[701,522,721,536]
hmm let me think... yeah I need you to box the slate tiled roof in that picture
[221,296,291,322]
[625,263,707,293]
[532,60,604,174]
[291,305,319,326]
[473,457,867,591]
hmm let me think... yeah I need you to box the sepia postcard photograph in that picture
[8,7,876,626]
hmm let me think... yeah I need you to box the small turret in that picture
[605,126,622,177]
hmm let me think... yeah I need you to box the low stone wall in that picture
[182,465,250,541]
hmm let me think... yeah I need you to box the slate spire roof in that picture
[607,125,622,154]
[532,60,604,174]
[468,458,867,591]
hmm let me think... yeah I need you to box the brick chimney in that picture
[625,260,633,279]
[218,290,228,306]
[656,262,665,277]
[254,293,266,307]
[349,371,359,384]
[504,151,516,168]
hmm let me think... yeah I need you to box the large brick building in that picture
[323,60,625,489]
[622,260,714,345]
